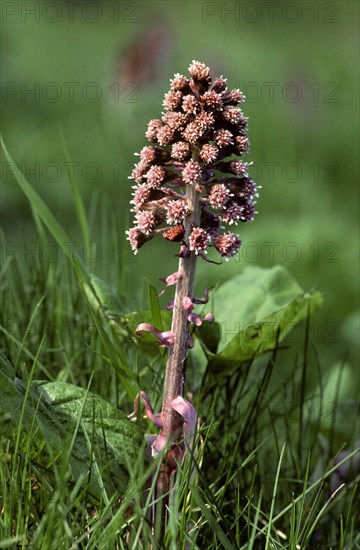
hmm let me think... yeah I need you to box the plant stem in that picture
[154,159,201,541]
[160,179,200,441]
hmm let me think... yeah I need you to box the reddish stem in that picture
[160,179,200,440]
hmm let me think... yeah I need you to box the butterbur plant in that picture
[3,56,358,548]
[127,60,258,517]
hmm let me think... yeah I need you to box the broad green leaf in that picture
[0,355,143,499]
[209,266,322,374]
[196,321,221,354]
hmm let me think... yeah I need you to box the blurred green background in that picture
[1,0,359,373]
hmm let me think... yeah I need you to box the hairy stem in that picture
[160,180,200,440]
[155,165,201,541]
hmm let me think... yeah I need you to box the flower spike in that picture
[126,61,257,259]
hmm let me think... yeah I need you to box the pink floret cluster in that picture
[127,60,258,259]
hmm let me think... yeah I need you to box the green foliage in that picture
[147,280,164,332]
[84,273,125,321]
[1,102,359,547]
[203,265,322,379]
[0,354,143,500]
[1,137,88,282]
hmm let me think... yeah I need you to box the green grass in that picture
[0,171,359,549]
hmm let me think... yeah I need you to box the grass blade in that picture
[191,485,235,550]
[147,279,163,331]
[60,129,90,246]
[1,136,88,281]
[265,442,286,549]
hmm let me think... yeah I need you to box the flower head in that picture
[182,159,202,184]
[163,90,183,111]
[208,184,231,209]
[171,141,191,161]
[214,232,242,258]
[189,227,211,255]
[188,60,210,80]
[145,119,162,141]
[145,165,166,188]
[135,210,158,235]
[182,94,200,114]
[221,202,244,225]
[127,61,258,259]
[126,227,152,254]
[165,200,190,224]
[200,144,219,164]
[170,73,188,91]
